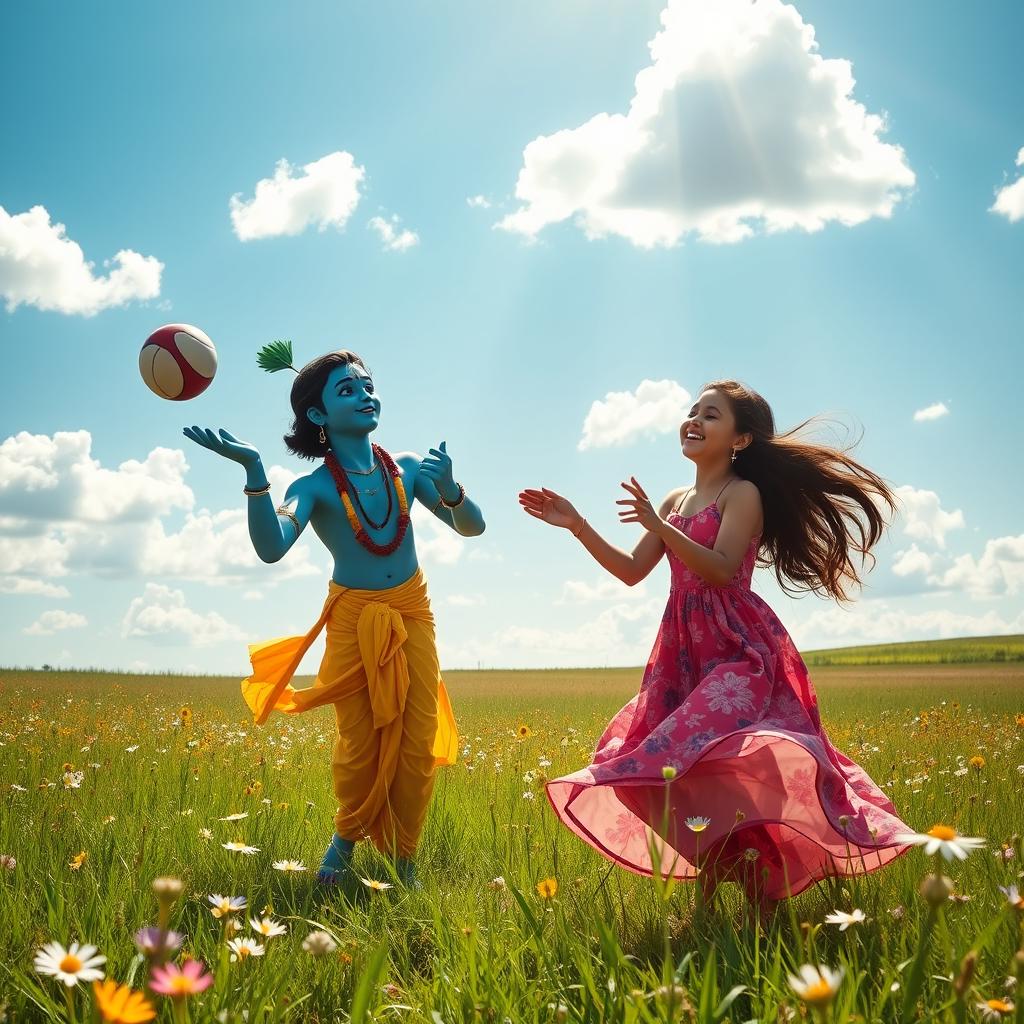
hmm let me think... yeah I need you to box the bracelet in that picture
[431,495,445,514]
[572,517,587,538]
[440,483,466,510]
[243,482,272,497]
[276,505,300,534]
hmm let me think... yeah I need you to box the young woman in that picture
[519,379,910,908]
[184,347,485,889]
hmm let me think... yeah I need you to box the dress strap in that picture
[715,477,738,505]
[673,487,693,514]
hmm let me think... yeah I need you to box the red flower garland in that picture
[324,445,410,557]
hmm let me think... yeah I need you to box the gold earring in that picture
[318,426,326,444]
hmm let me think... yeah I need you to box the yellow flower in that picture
[92,979,156,1023]
[1015,713,1024,728]
[69,851,88,871]
[516,724,532,740]
[970,755,985,771]
[62,762,74,773]
[535,877,558,899]
[179,707,192,721]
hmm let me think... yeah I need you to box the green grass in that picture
[801,633,1024,666]
[1,662,1022,1023]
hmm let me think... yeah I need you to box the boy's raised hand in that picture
[420,441,459,502]
[183,426,261,468]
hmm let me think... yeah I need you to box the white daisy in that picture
[272,859,307,872]
[302,930,338,955]
[249,916,287,938]
[999,884,1024,911]
[227,937,265,962]
[824,908,866,931]
[33,941,107,987]
[976,998,1014,1020]
[218,812,249,822]
[207,894,247,919]
[222,841,260,855]
[895,824,985,861]
[685,816,711,833]
[360,877,393,892]
[787,964,844,1007]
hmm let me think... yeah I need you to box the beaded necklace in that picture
[324,445,410,557]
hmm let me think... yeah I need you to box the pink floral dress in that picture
[545,492,911,899]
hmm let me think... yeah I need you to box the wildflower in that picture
[207,894,247,919]
[516,724,532,739]
[487,876,507,890]
[360,877,393,892]
[133,928,183,958]
[91,979,156,1023]
[536,877,558,899]
[970,756,986,771]
[976,998,1014,1020]
[34,941,107,987]
[69,851,87,871]
[1015,714,1024,728]
[824,909,866,931]
[227,937,265,962]
[152,877,183,903]
[219,812,249,822]
[787,964,844,1007]
[744,848,760,862]
[0,854,15,871]
[125,745,139,753]
[103,815,116,825]
[895,824,985,861]
[10,784,27,792]
[522,791,535,801]
[889,905,905,919]
[149,960,213,999]
[919,873,955,906]
[221,840,260,855]
[179,707,192,722]
[302,930,338,955]
[662,765,677,781]
[63,771,84,789]
[272,859,306,872]
[685,816,710,833]
[199,828,213,840]
[249,916,287,938]
[999,885,1024,911]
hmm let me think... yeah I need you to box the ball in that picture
[139,324,218,401]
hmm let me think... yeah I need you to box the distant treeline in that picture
[801,634,1024,666]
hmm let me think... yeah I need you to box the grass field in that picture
[1,638,1023,1022]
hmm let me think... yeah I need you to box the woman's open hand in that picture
[518,487,583,532]
[617,477,663,533]
[182,426,261,469]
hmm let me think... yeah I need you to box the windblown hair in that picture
[283,350,371,460]
[705,379,897,602]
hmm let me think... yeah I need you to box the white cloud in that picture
[498,0,914,248]
[579,379,690,450]
[446,593,484,607]
[0,577,70,597]
[0,205,163,316]
[23,609,87,635]
[929,535,1024,598]
[558,577,646,603]
[466,195,492,209]
[411,504,465,565]
[368,214,419,252]
[891,544,933,578]
[894,485,964,550]
[229,152,366,241]
[121,583,244,646]
[913,402,949,422]
[789,598,1024,651]
[0,430,193,522]
[991,147,1024,223]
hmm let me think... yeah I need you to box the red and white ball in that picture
[139,324,218,401]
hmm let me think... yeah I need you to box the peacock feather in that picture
[256,339,297,374]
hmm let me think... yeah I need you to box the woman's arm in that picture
[621,478,762,586]
[518,486,680,586]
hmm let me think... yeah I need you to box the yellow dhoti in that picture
[240,567,458,856]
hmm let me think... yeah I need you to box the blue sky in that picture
[2,0,1022,673]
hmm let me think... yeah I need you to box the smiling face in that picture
[306,364,380,438]
[680,388,751,464]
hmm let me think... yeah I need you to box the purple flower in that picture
[134,926,184,957]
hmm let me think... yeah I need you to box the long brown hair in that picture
[283,350,370,459]
[704,379,897,602]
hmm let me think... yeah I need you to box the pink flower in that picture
[149,959,213,999]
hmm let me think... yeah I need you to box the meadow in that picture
[1,643,1023,1023]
